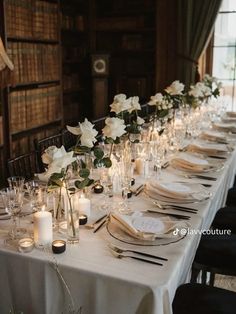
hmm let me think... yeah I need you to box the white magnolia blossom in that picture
[38,146,77,182]
[102,117,126,140]
[148,93,163,106]
[67,118,98,148]
[189,82,204,98]
[128,96,141,113]
[42,145,67,165]
[165,80,184,95]
[79,118,98,148]
[200,84,212,97]
[66,125,81,136]
[136,116,145,125]
[110,93,132,114]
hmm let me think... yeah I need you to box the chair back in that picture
[62,129,77,151]
[34,133,63,172]
[8,151,40,180]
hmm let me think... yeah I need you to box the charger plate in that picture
[106,219,187,246]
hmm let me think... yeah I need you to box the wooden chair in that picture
[8,151,40,181]
[34,133,63,172]
[173,283,236,314]
[61,129,77,151]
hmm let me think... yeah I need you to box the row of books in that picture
[9,85,61,133]
[11,126,61,158]
[5,0,59,41]
[7,42,60,84]
[61,14,84,32]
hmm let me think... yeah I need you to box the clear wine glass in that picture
[4,188,26,241]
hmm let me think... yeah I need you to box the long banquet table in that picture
[0,143,236,314]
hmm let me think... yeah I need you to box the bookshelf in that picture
[95,0,157,103]
[61,0,92,125]
[1,0,63,159]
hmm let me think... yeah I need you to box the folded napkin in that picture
[200,130,227,143]
[110,212,189,240]
[213,122,236,133]
[146,181,193,200]
[187,141,228,155]
[226,111,236,118]
[171,153,210,172]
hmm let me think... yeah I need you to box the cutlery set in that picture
[108,244,167,266]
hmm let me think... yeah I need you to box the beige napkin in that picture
[200,130,227,143]
[110,213,189,240]
[226,111,236,118]
[187,141,228,155]
[171,153,210,172]
[213,122,236,133]
[146,181,194,199]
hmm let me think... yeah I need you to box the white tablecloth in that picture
[0,148,236,314]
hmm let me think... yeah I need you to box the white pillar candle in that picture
[33,207,52,247]
[77,194,91,217]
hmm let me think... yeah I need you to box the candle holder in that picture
[130,178,135,186]
[79,214,87,225]
[93,183,104,194]
[52,240,66,254]
[18,238,34,253]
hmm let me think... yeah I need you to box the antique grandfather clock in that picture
[91,54,109,119]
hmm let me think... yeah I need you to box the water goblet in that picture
[7,176,25,193]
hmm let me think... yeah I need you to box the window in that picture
[212,0,236,109]
[212,0,236,110]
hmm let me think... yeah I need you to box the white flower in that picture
[42,145,67,165]
[148,93,163,106]
[165,80,184,95]
[137,116,145,125]
[66,125,81,136]
[79,118,98,148]
[189,83,204,98]
[110,93,131,114]
[49,151,76,174]
[128,96,141,113]
[38,146,77,181]
[102,117,126,140]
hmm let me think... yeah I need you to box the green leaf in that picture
[88,179,94,186]
[50,173,63,180]
[104,137,114,144]
[102,157,112,168]
[93,158,100,168]
[77,177,90,189]
[114,138,120,144]
[93,147,104,159]
[79,168,90,178]
[74,180,82,189]
[49,179,63,187]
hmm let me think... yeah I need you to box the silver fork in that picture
[110,248,163,266]
[109,244,168,261]
[152,201,198,213]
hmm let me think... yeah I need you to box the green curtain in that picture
[177,0,222,89]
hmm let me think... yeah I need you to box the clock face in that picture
[93,59,106,73]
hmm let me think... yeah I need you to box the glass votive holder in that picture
[18,238,34,253]
[52,240,66,254]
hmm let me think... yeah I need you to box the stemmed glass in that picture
[2,188,26,241]
[7,176,25,192]
[99,168,113,212]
